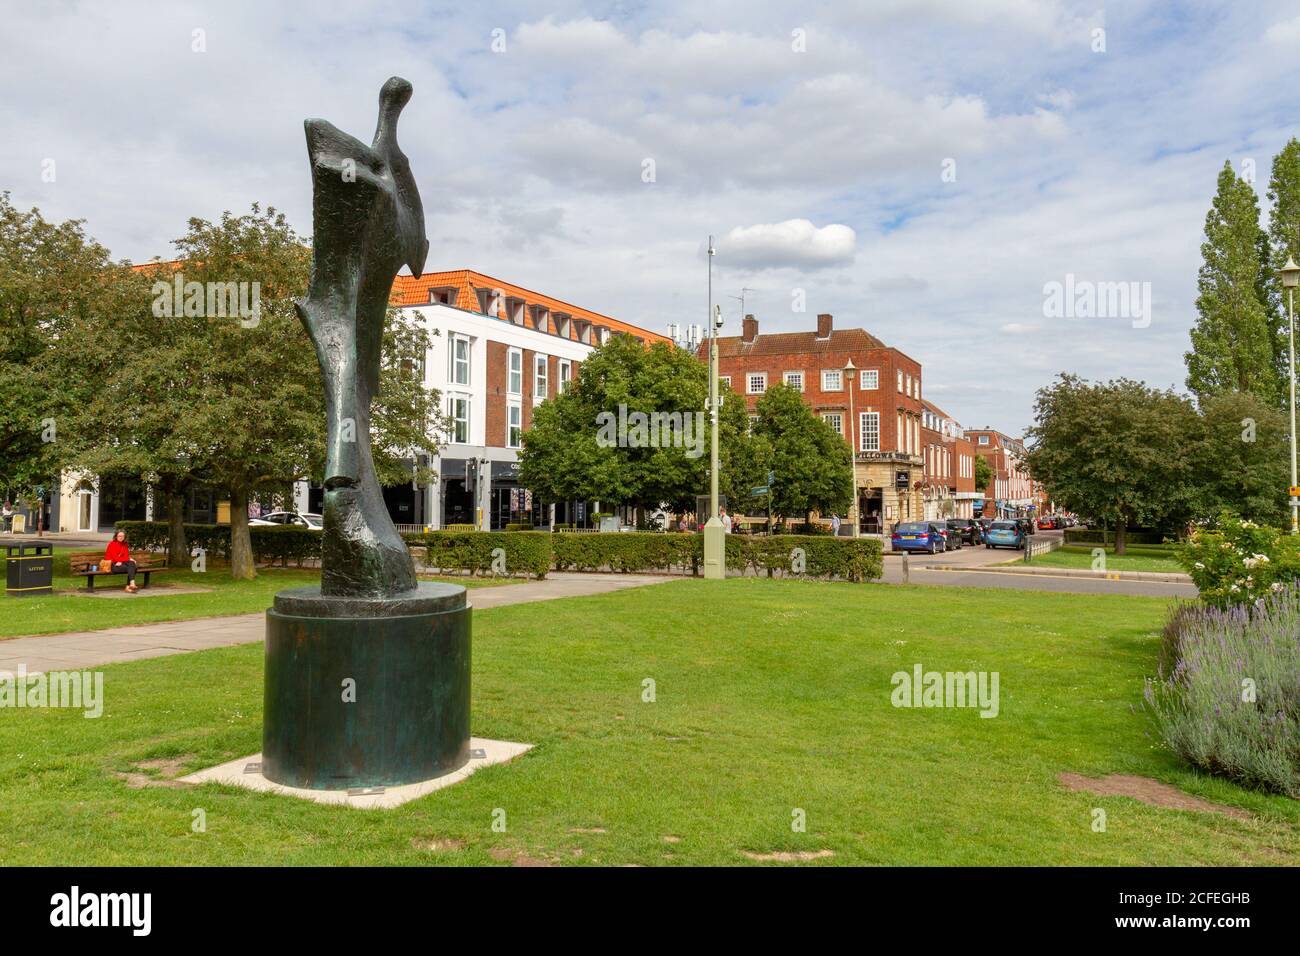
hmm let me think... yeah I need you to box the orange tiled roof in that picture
[392,269,670,344]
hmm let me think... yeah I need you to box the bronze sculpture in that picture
[263,78,471,789]
[296,75,426,596]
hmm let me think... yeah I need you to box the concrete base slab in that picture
[178,737,532,809]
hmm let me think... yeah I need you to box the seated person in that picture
[105,530,139,593]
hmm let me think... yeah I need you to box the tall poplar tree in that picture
[1185,162,1280,406]
[1267,138,1300,333]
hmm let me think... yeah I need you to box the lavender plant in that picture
[1146,586,1300,798]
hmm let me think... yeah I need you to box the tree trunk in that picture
[1114,515,1128,555]
[229,486,256,580]
[164,478,189,568]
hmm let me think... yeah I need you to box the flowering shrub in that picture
[1144,587,1300,798]
[1177,513,1300,608]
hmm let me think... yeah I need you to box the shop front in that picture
[852,452,923,533]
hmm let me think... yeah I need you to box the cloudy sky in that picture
[4,0,1299,434]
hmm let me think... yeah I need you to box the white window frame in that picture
[747,373,767,395]
[784,370,804,392]
[821,369,842,391]
[822,412,843,436]
[978,435,990,446]
[720,375,731,388]
[507,348,523,396]
[507,403,522,448]
[860,369,878,390]
[558,359,572,394]
[534,354,548,398]
[447,394,470,445]
[897,369,904,392]
[860,412,880,452]
[449,334,471,387]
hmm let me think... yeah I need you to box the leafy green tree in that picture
[57,205,444,578]
[973,455,993,496]
[752,383,852,523]
[1185,162,1281,406]
[519,335,760,518]
[1023,375,1199,553]
[0,193,121,526]
[1267,139,1300,289]
[1191,390,1289,526]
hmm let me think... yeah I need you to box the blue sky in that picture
[3,0,1299,434]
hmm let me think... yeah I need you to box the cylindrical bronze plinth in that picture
[262,582,471,789]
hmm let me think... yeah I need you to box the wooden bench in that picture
[68,551,170,591]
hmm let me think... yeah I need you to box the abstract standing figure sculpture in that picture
[296,75,427,597]
[262,78,471,790]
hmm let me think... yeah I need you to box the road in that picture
[874,530,1197,599]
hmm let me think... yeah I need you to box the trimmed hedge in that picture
[115,520,322,565]
[553,532,699,573]
[402,531,552,579]
[117,521,884,582]
[551,531,883,581]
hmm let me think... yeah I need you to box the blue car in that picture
[984,520,1026,550]
[892,521,945,554]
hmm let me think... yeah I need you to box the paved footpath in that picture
[0,573,672,676]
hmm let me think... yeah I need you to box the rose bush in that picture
[1178,512,1300,608]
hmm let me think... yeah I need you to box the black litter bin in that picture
[5,543,53,597]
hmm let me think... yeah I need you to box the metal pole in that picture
[847,373,858,537]
[703,237,725,578]
[1291,285,1297,535]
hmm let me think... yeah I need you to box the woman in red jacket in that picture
[105,530,138,593]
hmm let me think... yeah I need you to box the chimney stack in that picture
[816,313,833,338]
[742,313,758,343]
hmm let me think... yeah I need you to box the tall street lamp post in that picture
[843,359,858,537]
[1282,257,1300,534]
[703,238,725,578]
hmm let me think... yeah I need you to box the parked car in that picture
[946,518,982,545]
[250,511,324,529]
[1016,517,1036,537]
[892,521,945,554]
[929,521,961,549]
[985,520,1026,550]
[1037,515,1055,530]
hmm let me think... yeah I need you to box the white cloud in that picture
[1264,16,1300,44]
[721,220,856,269]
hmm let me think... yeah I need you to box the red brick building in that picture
[706,312,927,529]
[921,400,979,519]
[962,428,1035,519]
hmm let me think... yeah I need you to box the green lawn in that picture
[0,548,515,641]
[1,578,1294,866]
[1016,548,1185,574]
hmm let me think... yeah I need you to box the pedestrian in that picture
[831,512,841,536]
[1,501,11,534]
[677,516,688,533]
[104,529,139,593]
[720,508,733,534]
